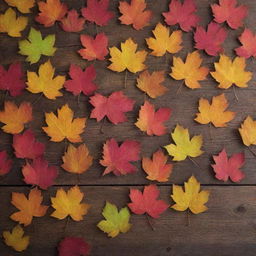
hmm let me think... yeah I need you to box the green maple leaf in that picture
[19,27,56,64]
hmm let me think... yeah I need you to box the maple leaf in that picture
[142,150,173,182]
[0,150,12,176]
[26,60,65,100]
[0,8,28,37]
[60,9,85,33]
[235,29,256,59]
[171,176,209,214]
[10,188,48,226]
[164,124,203,161]
[119,0,152,30]
[0,62,25,97]
[128,184,169,218]
[146,23,182,57]
[43,104,86,143]
[211,0,247,29]
[136,70,168,98]
[81,0,114,26]
[58,237,91,256]
[0,101,32,134]
[100,138,140,176]
[239,116,256,146]
[22,157,58,190]
[135,101,171,136]
[36,0,68,27]
[97,201,131,238]
[194,22,227,56]
[13,129,45,159]
[78,33,108,61]
[170,51,209,89]
[195,94,235,127]
[64,64,97,96]
[210,54,252,89]
[4,0,35,13]
[212,149,245,182]
[62,144,93,174]
[162,0,199,32]
[90,91,135,124]
[108,38,147,73]
[3,225,29,252]
[51,186,90,221]
[19,28,56,64]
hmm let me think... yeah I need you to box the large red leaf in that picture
[0,150,12,176]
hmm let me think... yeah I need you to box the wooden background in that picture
[1,0,256,255]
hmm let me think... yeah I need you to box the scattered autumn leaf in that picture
[51,186,90,221]
[239,116,256,146]
[0,150,12,176]
[60,9,85,32]
[210,54,252,89]
[97,201,131,238]
[0,101,32,134]
[4,0,35,13]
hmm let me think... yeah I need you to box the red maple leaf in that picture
[235,29,256,59]
[128,184,169,218]
[211,0,248,29]
[194,22,227,56]
[60,9,85,32]
[58,237,91,256]
[162,0,199,32]
[90,91,135,124]
[212,149,245,183]
[0,63,25,97]
[13,129,45,159]
[78,33,109,61]
[0,150,12,176]
[65,64,97,96]
[22,157,58,190]
[100,138,140,176]
[81,0,114,26]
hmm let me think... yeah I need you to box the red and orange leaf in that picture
[119,0,152,30]
[90,91,135,124]
[65,64,97,96]
[0,101,32,134]
[78,33,108,61]
[212,149,245,182]
[36,0,67,27]
[194,22,227,56]
[100,138,140,176]
[13,129,45,159]
[162,0,199,32]
[60,9,85,32]
[135,101,171,136]
[0,150,12,176]
[128,184,169,218]
[142,150,173,182]
[81,0,114,26]
[211,0,248,29]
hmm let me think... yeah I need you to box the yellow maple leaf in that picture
[0,101,32,134]
[171,176,210,214]
[42,104,86,143]
[26,60,65,100]
[170,51,209,89]
[211,55,252,89]
[10,188,48,226]
[136,70,168,98]
[164,124,203,161]
[4,0,35,13]
[195,93,235,127]
[51,186,90,221]
[0,8,28,37]
[146,22,182,56]
[3,225,29,252]
[108,38,147,73]
[239,116,256,146]
[62,144,93,174]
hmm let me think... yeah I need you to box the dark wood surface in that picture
[1,0,256,255]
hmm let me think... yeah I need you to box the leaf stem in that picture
[124,70,128,88]
[146,215,155,231]
[232,86,239,101]
[188,156,204,171]
[247,146,256,158]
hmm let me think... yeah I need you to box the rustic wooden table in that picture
[1,0,256,255]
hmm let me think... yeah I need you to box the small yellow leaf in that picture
[239,116,256,146]
[4,0,35,13]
